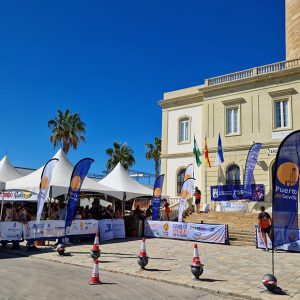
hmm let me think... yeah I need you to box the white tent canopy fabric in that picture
[0,155,23,191]
[5,149,120,198]
[99,162,153,201]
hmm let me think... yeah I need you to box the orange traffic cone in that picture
[139,237,147,257]
[93,232,100,251]
[89,259,101,285]
[192,243,201,266]
[190,243,204,279]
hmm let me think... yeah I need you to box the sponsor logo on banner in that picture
[171,222,188,239]
[162,222,169,237]
[0,222,23,240]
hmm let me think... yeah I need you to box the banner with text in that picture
[152,175,164,221]
[23,220,65,240]
[211,184,264,201]
[66,219,98,236]
[255,226,300,252]
[144,220,228,244]
[0,222,23,240]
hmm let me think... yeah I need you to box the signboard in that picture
[112,219,125,239]
[144,220,228,245]
[99,219,114,241]
[211,184,264,201]
[255,226,300,252]
[267,148,278,156]
[66,219,98,236]
[0,191,38,201]
[23,220,65,240]
[0,222,23,240]
[220,201,248,212]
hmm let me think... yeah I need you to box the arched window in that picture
[177,168,185,195]
[226,164,240,185]
[178,117,190,143]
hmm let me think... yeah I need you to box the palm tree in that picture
[48,109,86,154]
[105,142,135,172]
[146,137,161,178]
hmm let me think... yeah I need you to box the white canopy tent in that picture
[0,155,24,218]
[0,155,23,190]
[99,162,153,201]
[5,149,120,199]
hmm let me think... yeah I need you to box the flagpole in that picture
[205,164,207,205]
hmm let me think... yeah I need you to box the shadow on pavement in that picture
[199,278,227,282]
[144,268,171,272]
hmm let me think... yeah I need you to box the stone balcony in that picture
[205,58,300,86]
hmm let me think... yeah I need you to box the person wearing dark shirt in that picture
[145,205,152,219]
[258,206,272,251]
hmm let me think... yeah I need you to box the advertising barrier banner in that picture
[255,226,300,252]
[99,219,114,241]
[220,201,248,212]
[211,184,264,201]
[145,220,228,244]
[112,219,126,239]
[23,220,65,240]
[0,222,23,240]
[66,219,98,236]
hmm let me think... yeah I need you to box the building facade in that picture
[159,0,300,212]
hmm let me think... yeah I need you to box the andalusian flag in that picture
[193,136,202,167]
[204,137,211,168]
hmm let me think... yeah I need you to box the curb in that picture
[1,248,271,300]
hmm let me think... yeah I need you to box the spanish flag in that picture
[204,137,211,168]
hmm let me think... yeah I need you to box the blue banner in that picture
[273,131,300,248]
[211,184,264,201]
[65,158,94,227]
[152,174,164,220]
[243,143,262,199]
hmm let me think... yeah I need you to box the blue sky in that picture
[0,0,285,182]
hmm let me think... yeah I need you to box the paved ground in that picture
[1,238,299,300]
[0,252,225,300]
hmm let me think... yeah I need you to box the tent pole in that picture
[122,192,126,218]
[0,191,5,221]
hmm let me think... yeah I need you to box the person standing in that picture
[194,187,201,214]
[163,199,171,221]
[258,206,272,251]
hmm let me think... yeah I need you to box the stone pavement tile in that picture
[4,238,300,300]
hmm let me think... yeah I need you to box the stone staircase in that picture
[184,211,258,246]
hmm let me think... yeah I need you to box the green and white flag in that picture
[193,136,202,167]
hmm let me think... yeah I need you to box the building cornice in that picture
[200,66,300,94]
[158,93,203,109]
[161,142,281,159]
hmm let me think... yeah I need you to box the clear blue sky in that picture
[0,0,285,181]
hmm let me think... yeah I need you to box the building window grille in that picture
[226,107,239,134]
[177,168,185,195]
[179,118,190,142]
[274,99,289,129]
[226,164,241,185]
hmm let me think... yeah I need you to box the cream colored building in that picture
[159,0,300,212]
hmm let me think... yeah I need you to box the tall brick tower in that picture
[286,0,300,60]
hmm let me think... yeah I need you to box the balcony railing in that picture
[206,58,300,86]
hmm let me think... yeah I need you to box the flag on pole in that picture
[65,158,94,228]
[36,158,59,223]
[204,137,211,168]
[243,143,262,199]
[214,133,224,166]
[193,136,202,167]
[178,178,194,222]
[184,164,194,180]
[272,131,300,247]
[152,174,165,221]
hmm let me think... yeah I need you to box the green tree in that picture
[105,142,135,172]
[146,137,161,178]
[48,109,86,154]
